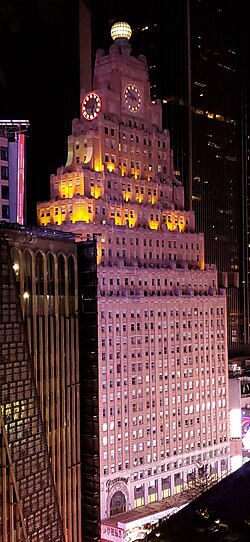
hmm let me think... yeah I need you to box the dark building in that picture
[0,224,82,542]
[85,0,249,351]
[145,460,250,542]
[0,231,65,541]
[77,239,100,542]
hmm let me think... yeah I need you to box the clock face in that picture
[81,92,101,120]
[124,84,142,112]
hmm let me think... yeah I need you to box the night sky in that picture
[0,0,80,224]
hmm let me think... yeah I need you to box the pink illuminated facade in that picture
[37,23,230,526]
[0,121,29,224]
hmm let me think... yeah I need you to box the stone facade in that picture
[36,28,230,523]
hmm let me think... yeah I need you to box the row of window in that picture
[101,249,200,262]
[56,174,174,192]
[102,331,224,341]
[101,347,226,363]
[102,363,224,378]
[102,311,224,328]
[41,204,186,222]
[55,177,81,189]
[117,145,168,163]
[101,376,226,396]
[104,125,168,148]
[129,453,224,478]
[103,451,228,480]
[102,278,211,290]
[101,322,225,333]
[101,307,223,318]
[104,153,169,174]
[106,238,195,249]
[102,403,227,418]
[107,180,162,195]
[103,433,228,453]
[103,443,228,475]
[11,249,76,296]
[102,414,227,434]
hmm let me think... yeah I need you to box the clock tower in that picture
[80,21,162,131]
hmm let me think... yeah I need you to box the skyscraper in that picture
[37,23,231,540]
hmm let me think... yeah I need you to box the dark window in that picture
[47,253,55,295]
[58,254,65,295]
[35,252,44,295]
[1,185,9,199]
[1,146,8,161]
[2,204,9,218]
[68,255,75,296]
[1,166,9,180]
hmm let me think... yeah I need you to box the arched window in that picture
[47,252,55,295]
[68,255,75,296]
[11,248,20,288]
[68,255,75,312]
[22,250,32,316]
[24,250,32,294]
[35,252,44,295]
[110,491,126,517]
[58,254,65,295]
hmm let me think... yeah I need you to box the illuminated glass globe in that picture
[111,22,132,42]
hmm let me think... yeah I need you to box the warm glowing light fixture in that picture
[23,291,29,299]
[111,22,132,42]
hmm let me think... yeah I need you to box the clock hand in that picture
[128,90,137,101]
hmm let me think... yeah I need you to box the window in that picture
[0,146,8,161]
[1,166,9,180]
[1,185,9,199]
[2,204,9,219]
